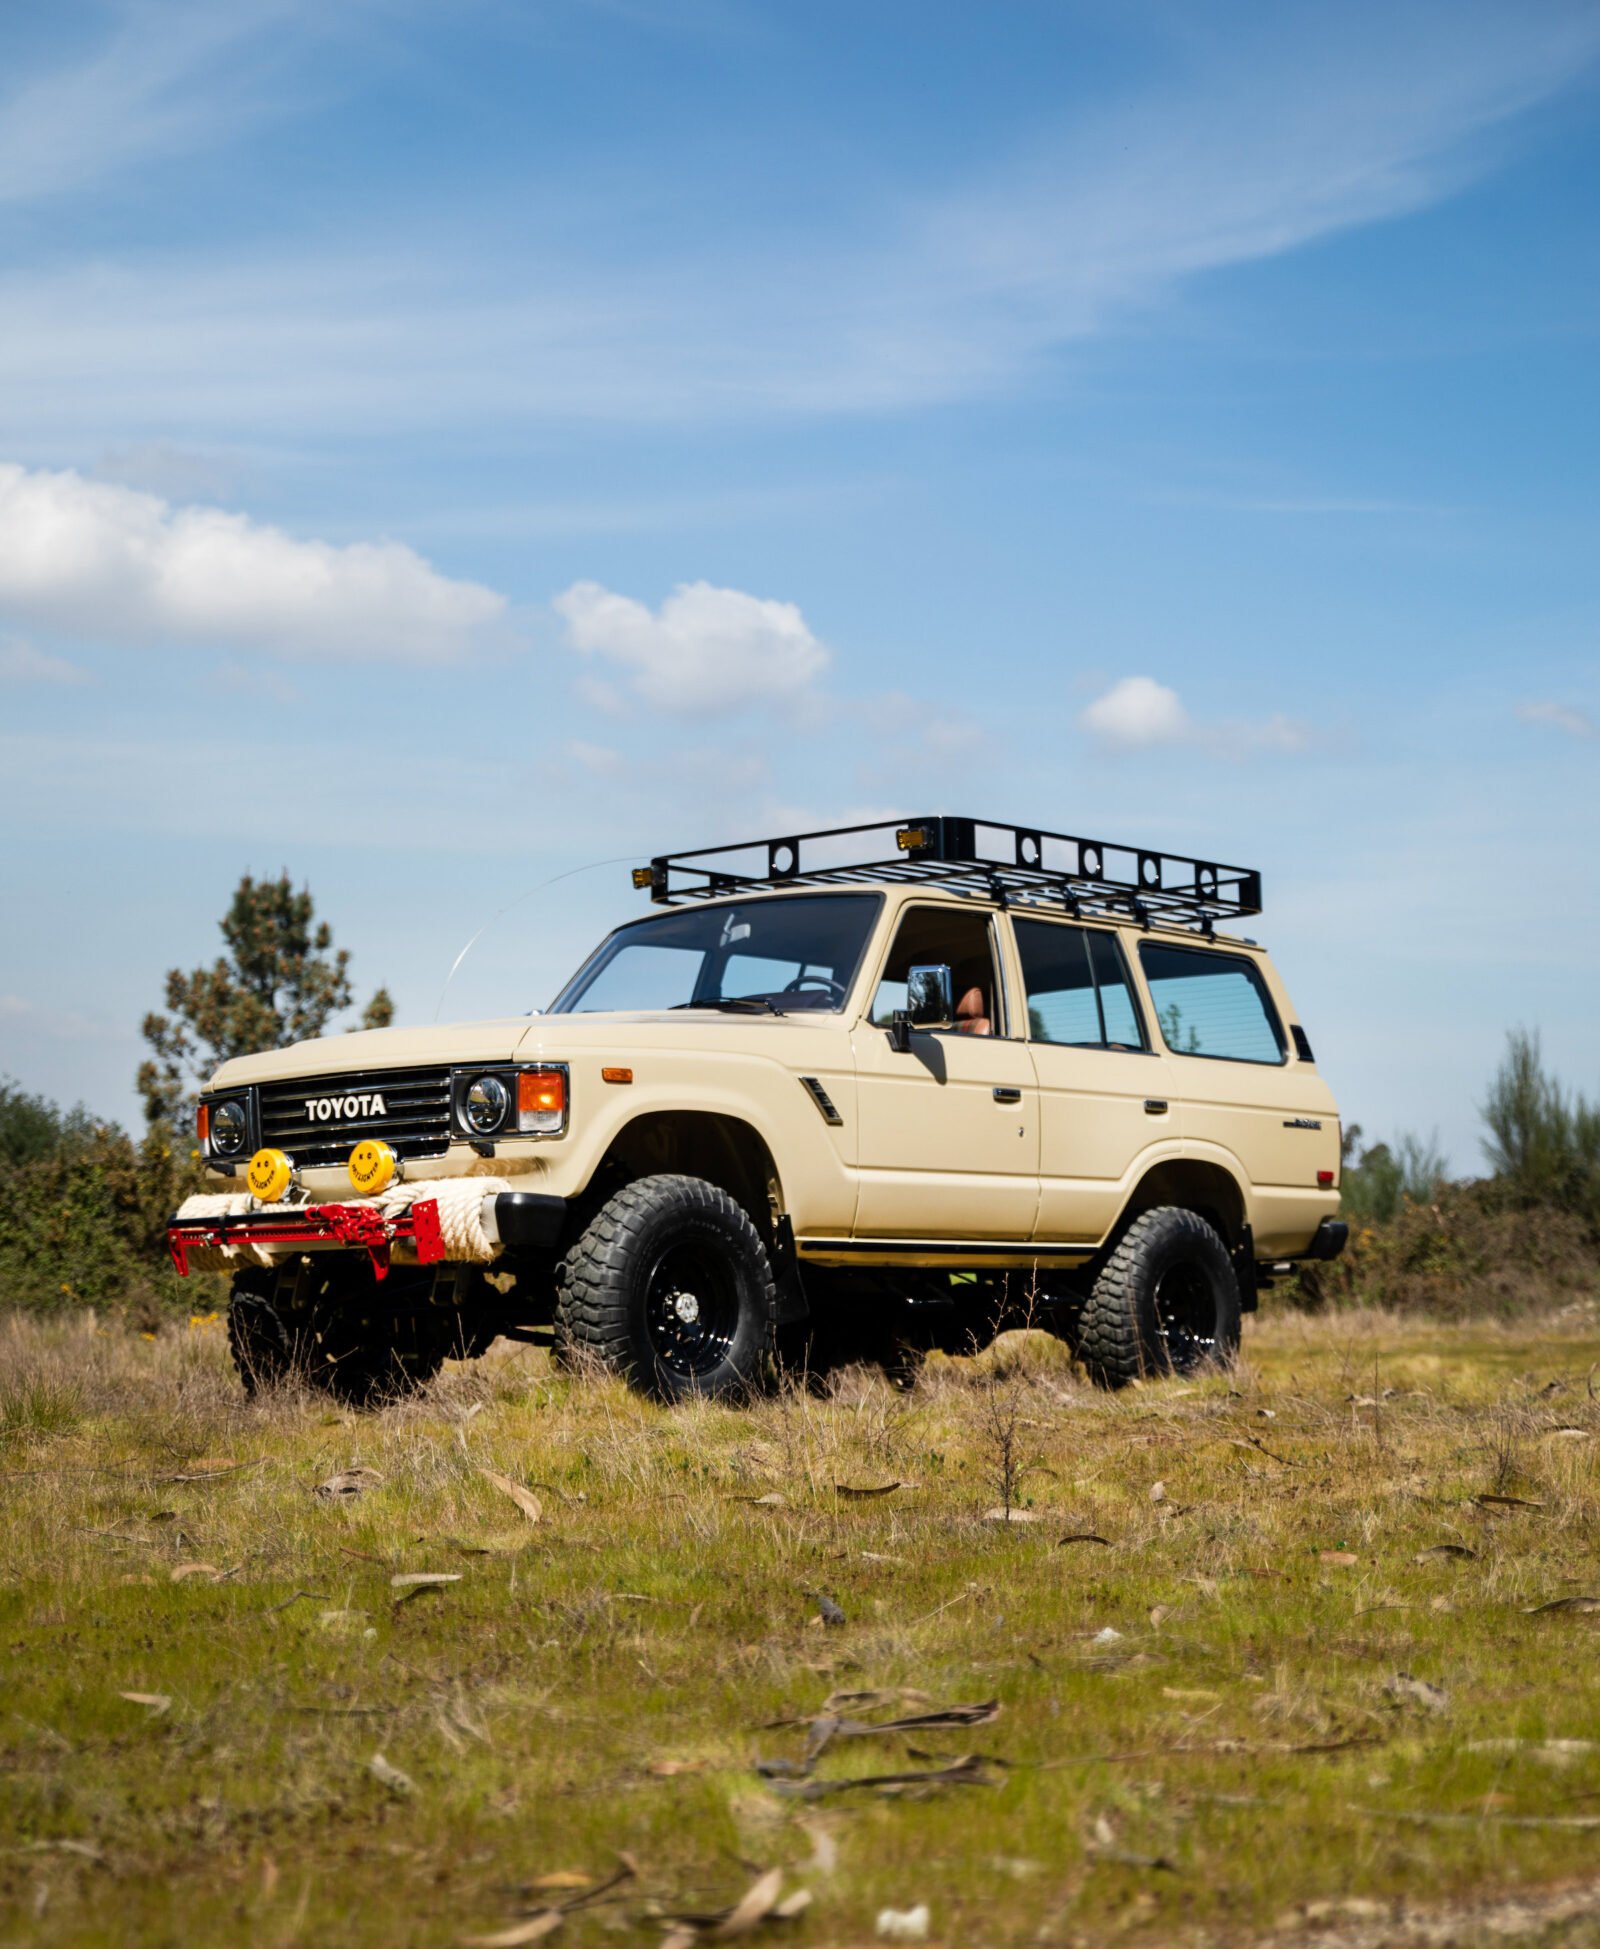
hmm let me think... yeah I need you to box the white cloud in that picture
[1517,699,1594,739]
[0,634,86,686]
[567,739,626,776]
[554,579,830,714]
[1081,677,1192,748]
[1080,676,1311,759]
[0,463,506,661]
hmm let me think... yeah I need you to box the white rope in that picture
[174,1178,514,1274]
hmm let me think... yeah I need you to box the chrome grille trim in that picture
[256,1065,452,1170]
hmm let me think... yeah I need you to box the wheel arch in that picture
[1119,1156,1248,1249]
[591,1109,786,1237]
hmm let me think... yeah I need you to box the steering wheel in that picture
[781,974,848,1006]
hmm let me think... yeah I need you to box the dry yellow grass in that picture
[3,1305,1600,1947]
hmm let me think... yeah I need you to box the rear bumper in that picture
[167,1190,567,1279]
[1301,1217,1349,1262]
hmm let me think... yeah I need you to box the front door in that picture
[851,902,1039,1240]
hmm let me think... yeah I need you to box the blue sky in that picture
[0,0,1596,1168]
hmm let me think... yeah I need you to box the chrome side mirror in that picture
[890,963,954,1051]
[906,963,954,1029]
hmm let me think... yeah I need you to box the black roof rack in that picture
[631,815,1261,929]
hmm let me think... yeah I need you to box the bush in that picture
[0,1079,220,1322]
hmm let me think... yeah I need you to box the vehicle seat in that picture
[953,986,991,1036]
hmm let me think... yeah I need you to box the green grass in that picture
[3,1307,1600,1946]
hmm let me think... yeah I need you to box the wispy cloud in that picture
[0,3,1592,441]
[1516,699,1595,739]
[0,0,319,206]
[0,463,507,661]
[0,633,86,686]
[1080,675,1310,759]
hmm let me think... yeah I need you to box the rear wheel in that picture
[1078,1206,1241,1390]
[554,1174,777,1402]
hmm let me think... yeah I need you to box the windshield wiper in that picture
[668,996,787,1016]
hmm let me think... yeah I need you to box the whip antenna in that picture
[432,854,637,1022]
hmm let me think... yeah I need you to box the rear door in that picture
[1133,938,1336,1253]
[1013,917,1178,1245]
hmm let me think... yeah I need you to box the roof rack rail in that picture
[631,815,1261,929]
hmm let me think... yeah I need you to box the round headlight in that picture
[464,1074,510,1135]
[211,1099,248,1156]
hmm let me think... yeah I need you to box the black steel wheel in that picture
[1078,1205,1241,1390]
[554,1174,778,1403]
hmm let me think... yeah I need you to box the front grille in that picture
[256,1066,453,1171]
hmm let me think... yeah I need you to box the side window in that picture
[1015,921,1147,1050]
[871,906,1000,1035]
[1138,942,1285,1064]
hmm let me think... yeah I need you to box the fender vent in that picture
[799,1076,843,1127]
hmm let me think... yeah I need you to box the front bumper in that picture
[167,1190,566,1280]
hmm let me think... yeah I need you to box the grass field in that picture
[4,1306,1600,1948]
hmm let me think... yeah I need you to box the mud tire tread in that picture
[554,1173,778,1402]
[1078,1205,1241,1391]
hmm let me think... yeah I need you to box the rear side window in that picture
[1015,921,1147,1050]
[1138,942,1285,1064]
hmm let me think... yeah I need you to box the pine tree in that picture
[138,874,393,1132]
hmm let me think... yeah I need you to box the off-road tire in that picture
[554,1174,778,1403]
[1078,1206,1241,1390]
[300,1261,457,1407]
[227,1267,302,1396]
[230,1262,454,1408]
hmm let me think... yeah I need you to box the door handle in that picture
[993,1087,1022,1104]
[1144,1098,1168,1115]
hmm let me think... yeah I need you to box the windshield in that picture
[549,893,882,1015]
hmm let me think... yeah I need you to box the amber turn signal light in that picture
[196,1103,210,1148]
[601,1067,633,1085]
[631,867,654,889]
[518,1067,566,1119]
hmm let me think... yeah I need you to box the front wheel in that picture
[1078,1206,1241,1390]
[554,1175,778,1402]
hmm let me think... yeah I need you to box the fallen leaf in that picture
[1057,1532,1112,1548]
[315,1467,383,1500]
[369,1752,414,1795]
[1384,1673,1449,1713]
[459,1914,564,1947]
[1474,1493,1545,1510]
[812,1592,846,1627]
[119,1691,171,1714]
[479,1469,543,1525]
[390,1571,463,1590]
[1091,1626,1124,1646]
[1149,1481,1167,1503]
[170,1562,225,1582]
[1544,1427,1590,1439]
[773,1890,812,1919]
[1148,1605,1170,1629]
[733,1492,787,1507]
[1318,1550,1360,1567]
[835,1482,904,1498]
[875,1904,930,1941]
[1415,1544,1477,1562]
[1163,1687,1221,1703]
[646,1758,706,1777]
[527,1873,591,1892]
[1524,1595,1600,1614]
[714,1866,785,1937]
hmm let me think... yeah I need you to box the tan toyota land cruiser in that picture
[169,817,1346,1405]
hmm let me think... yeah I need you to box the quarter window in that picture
[1015,921,1146,1051]
[1138,942,1285,1064]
